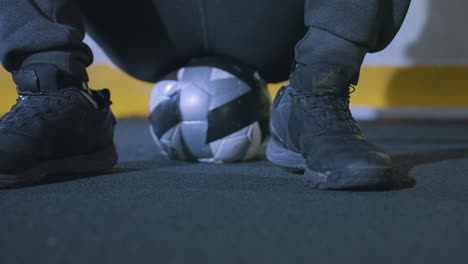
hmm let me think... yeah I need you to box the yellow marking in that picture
[1,65,468,118]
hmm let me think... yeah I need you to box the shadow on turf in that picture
[390,147,468,190]
[37,158,193,187]
[42,167,141,185]
[375,138,468,145]
[13,147,468,191]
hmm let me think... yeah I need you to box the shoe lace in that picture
[289,84,360,133]
[0,91,70,132]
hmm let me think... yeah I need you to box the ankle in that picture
[291,63,355,97]
[294,27,367,84]
[13,63,86,94]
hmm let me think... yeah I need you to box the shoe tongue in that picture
[13,64,84,94]
[291,64,357,97]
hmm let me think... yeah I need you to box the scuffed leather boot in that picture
[267,64,392,190]
[0,64,117,188]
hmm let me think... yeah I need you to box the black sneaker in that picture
[0,64,117,188]
[267,64,392,190]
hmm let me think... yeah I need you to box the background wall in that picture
[365,0,468,66]
[1,0,467,119]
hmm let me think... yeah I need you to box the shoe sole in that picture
[0,145,118,189]
[266,138,393,190]
[266,137,306,173]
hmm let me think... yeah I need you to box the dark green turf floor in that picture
[1,119,468,264]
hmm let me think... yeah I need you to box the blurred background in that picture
[1,0,467,120]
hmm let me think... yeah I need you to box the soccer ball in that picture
[148,64,270,163]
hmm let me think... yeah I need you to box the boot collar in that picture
[291,64,358,97]
[12,64,83,94]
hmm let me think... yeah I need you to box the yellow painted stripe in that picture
[1,65,468,118]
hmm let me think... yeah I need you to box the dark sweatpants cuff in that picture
[20,51,91,82]
[294,27,367,84]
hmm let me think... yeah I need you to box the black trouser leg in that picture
[155,0,306,83]
[77,0,177,82]
[0,0,305,84]
[0,0,92,80]
[1,0,411,84]
[295,0,411,82]
[81,0,410,83]
[78,0,307,83]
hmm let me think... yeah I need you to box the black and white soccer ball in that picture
[149,62,270,163]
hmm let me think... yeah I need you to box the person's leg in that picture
[0,0,116,188]
[77,0,179,82]
[153,0,409,84]
[295,0,411,82]
[0,0,92,80]
[89,0,303,83]
[154,0,306,83]
[267,0,412,189]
